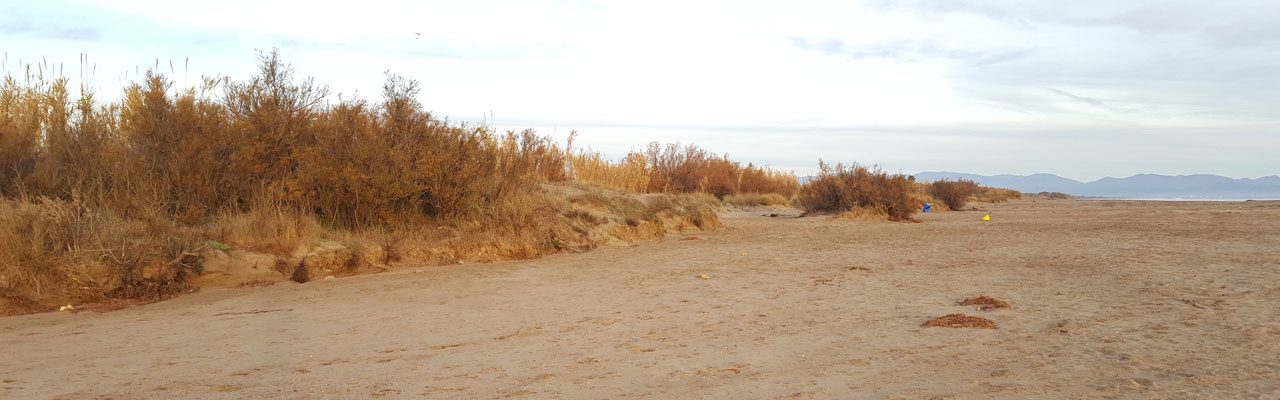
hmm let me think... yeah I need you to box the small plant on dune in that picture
[928,179,981,211]
[1036,191,1072,200]
[373,232,405,265]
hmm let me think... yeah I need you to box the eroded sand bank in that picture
[3,199,1279,399]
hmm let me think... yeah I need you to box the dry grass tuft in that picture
[0,196,106,303]
[724,193,790,207]
[211,202,323,256]
[566,136,799,198]
[922,314,997,329]
[960,295,1011,311]
[641,142,798,198]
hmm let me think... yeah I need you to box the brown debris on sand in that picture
[237,279,278,288]
[681,236,702,241]
[960,295,1010,311]
[922,314,997,329]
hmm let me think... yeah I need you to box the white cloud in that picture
[3,0,1278,180]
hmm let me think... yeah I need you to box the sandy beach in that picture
[3,199,1279,399]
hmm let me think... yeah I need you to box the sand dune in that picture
[3,199,1279,399]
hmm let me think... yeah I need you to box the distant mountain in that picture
[913,171,1280,199]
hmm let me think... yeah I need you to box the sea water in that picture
[1095,197,1280,202]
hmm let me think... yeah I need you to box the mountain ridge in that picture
[914,172,1280,199]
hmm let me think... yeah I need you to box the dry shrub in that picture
[796,162,917,221]
[370,230,406,265]
[1036,192,1072,200]
[959,295,1011,311]
[972,187,1022,204]
[566,137,798,198]
[928,179,981,211]
[738,164,800,196]
[724,193,790,207]
[922,314,997,329]
[642,142,798,197]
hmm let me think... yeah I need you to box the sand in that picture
[3,199,1279,399]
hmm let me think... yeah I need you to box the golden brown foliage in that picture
[3,52,579,228]
[0,196,205,310]
[796,162,918,221]
[723,193,790,207]
[642,142,798,197]
[928,179,981,211]
[565,138,797,199]
[0,51,760,314]
[565,134,650,193]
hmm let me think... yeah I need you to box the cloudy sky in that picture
[4,0,1278,180]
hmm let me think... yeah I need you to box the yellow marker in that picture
[982,214,991,221]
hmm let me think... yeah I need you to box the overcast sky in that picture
[4,0,1279,180]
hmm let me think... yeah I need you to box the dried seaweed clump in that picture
[922,314,997,329]
[960,295,1010,311]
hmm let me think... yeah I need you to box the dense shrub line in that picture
[0,51,798,229]
[0,51,798,313]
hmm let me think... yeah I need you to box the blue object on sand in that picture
[923,203,932,213]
